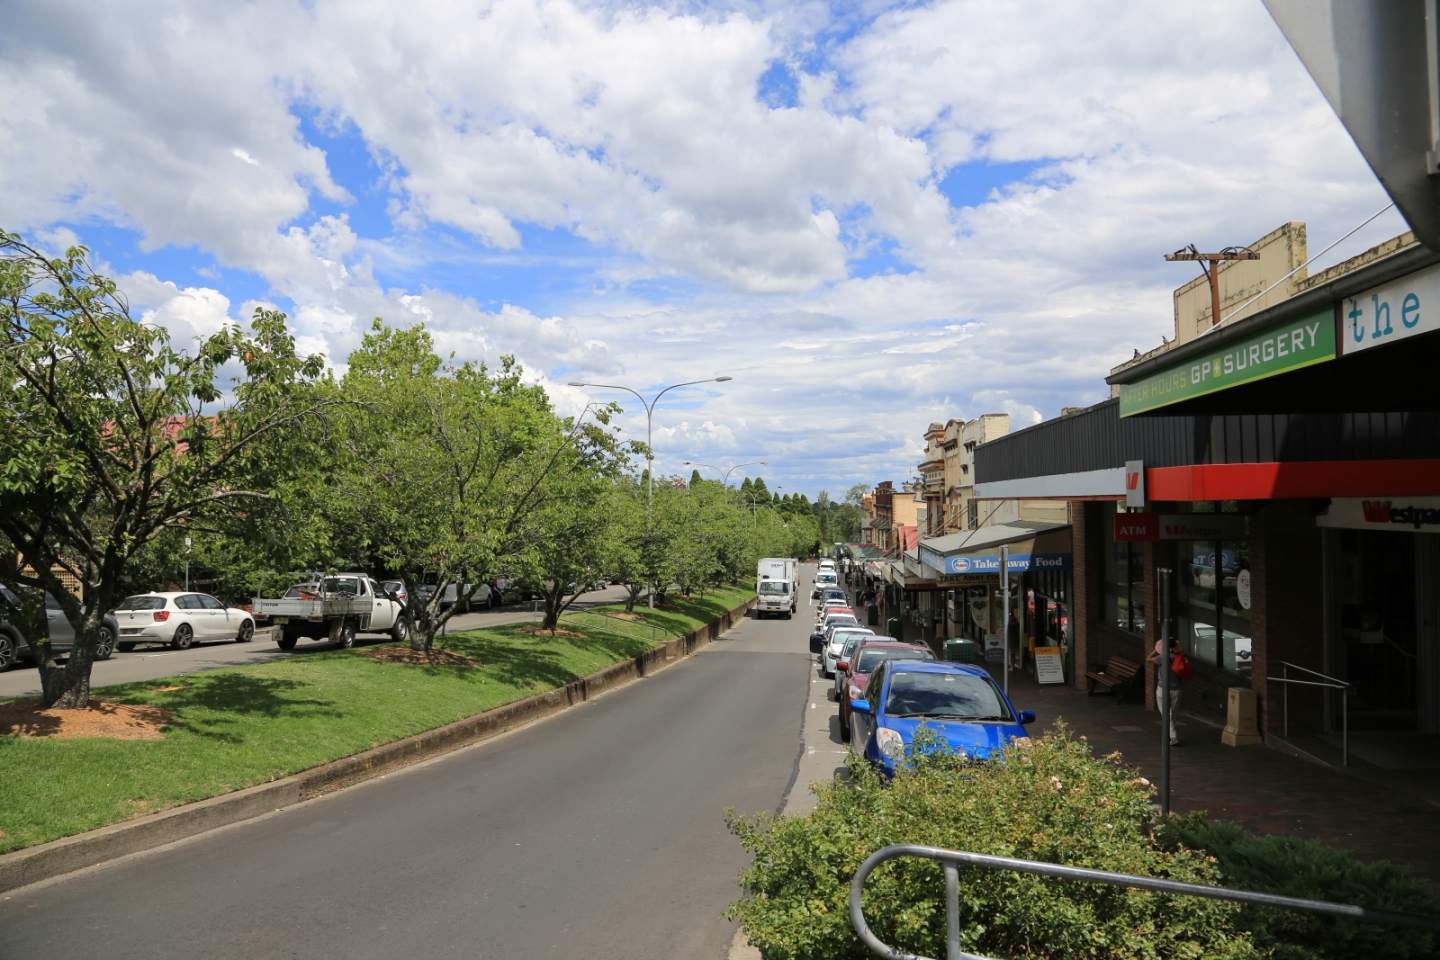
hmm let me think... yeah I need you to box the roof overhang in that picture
[975,467,1126,501]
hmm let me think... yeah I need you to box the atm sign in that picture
[1115,513,1158,542]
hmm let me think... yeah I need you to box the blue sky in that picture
[0,0,1409,496]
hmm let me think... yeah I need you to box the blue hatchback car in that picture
[849,660,1035,776]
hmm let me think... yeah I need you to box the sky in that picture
[0,0,1410,499]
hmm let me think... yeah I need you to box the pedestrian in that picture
[1147,637,1186,746]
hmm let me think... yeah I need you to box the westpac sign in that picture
[1318,497,1440,533]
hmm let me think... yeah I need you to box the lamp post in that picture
[568,377,732,513]
[683,460,766,486]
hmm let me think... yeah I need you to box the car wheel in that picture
[276,634,298,651]
[95,625,117,661]
[118,642,136,653]
[0,631,15,672]
[333,619,356,650]
[390,616,409,644]
[170,624,194,650]
[236,619,254,643]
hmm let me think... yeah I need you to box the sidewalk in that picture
[989,662,1440,884]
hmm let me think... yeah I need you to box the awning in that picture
[918,522,1072,576]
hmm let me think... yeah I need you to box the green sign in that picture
[1118,306,1335,416]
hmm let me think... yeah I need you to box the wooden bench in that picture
[1086,655,1141,701]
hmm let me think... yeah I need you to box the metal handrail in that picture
[1266,660,1350,766]
[849,844,1440,960]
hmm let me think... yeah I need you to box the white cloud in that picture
[1,0,1409,492]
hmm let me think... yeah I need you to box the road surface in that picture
[0,577,823,960]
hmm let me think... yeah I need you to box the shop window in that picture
[967,499,978,530]
[1101,502,1144,635]
[1176,537,1251,677]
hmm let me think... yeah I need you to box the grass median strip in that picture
[0,585,753,855]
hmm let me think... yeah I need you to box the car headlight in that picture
[877,727,906,761]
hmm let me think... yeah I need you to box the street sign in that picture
[1265,0,1440,249]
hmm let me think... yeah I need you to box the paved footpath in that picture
[0,582,815,960]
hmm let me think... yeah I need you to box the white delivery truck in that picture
[253,574,407,650]
[756,557,798,619]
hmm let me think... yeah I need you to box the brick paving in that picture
[993,665,1440,885]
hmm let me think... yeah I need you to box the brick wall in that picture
[1251,500,1327,734]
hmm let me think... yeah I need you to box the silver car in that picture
[0,586,119,671]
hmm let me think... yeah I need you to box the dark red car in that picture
[837,640,935,740]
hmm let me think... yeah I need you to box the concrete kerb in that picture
[0,594,758,894]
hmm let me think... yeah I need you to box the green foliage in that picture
[727,727,1257,960]
[0,231,331,705]
[1159,814,1440,960]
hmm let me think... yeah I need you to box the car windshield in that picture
[884,671,1012,721]
[759,581,789,595]
[856,648,935,673]
[117,596,166,610]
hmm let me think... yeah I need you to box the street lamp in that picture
[568,377,733,512]
[683,460,767,486]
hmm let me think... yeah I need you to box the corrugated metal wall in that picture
[975,399,1440,482]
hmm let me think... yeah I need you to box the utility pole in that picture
[1164,244,1259,330]
[1000,543,1010,698]
[1158,566,1173,816]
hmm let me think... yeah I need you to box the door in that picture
[44,593,75,653]
[198,594,230,638]
[853,664,884,752]
[174,594,210,639]
[368,580,396,630]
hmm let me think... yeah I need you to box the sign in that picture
[940,552,1072,575]
[937,572,999,586]
[1341,263,1440,355]
[1114,513,1247,542]
[1236,569,1251,610]
[1317,496,1440,533]
[1125,460,1145,507]
[1034,645,1065,684]
[983,633,1004,662]
[1118,307,1335,417]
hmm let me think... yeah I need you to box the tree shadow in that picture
[118,675,342,743]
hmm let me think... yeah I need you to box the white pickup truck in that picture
[252,574,407,650]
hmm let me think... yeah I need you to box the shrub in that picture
[1160,815,1440,960]
[726,725,1257,960]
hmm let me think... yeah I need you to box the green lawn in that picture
[0,584,754,855]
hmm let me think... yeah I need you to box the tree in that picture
[324,320,632,652]
[0,233,330,707]
[690,468,703,488]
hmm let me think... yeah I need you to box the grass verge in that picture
[0,584,754,855]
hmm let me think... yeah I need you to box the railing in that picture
[1266,661,1349,766]
[558,610,661,643]
[849,844,1440,960]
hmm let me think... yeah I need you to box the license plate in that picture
[121,628,142,635]
[272,616,289,624]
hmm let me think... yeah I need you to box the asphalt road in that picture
[0,577,816,960]
[0,585,633,701]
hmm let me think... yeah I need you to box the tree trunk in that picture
[542,583,564,631]
[37,621,99,709]
[624,583,644,613]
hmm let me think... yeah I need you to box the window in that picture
[117,595,166,610]
[967,499,978,530]
[175,595,203,610]
[883,670,1013,721]
[1176,537,1251,676]
[759,581,789,595]
[198,595,225,610]
[855,647,935,673]
[1102,503,1145,635]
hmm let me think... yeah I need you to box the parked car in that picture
[816,620,864,676]
[828,629,877,690]
[379,580,408,603]
[114,592,257,651]
[837,640,935,739]
[849,660,1034,777]
[254,575,405,650]
[812,571,839,598]
[0,587,120,671]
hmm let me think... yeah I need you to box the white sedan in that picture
[114,592,257,651]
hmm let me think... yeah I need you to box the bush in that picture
[1160,815,1440,960]
[726,725,1258,959]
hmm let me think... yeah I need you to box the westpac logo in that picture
[1362,500,1392,523]
[1126,471,1141,491]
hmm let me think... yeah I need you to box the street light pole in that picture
[569,377,733,514]
[684,460,767,487]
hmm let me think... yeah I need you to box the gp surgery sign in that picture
[1118,306,1335,416]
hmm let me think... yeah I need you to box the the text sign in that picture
[1034,646,1066,684]
[1343,263,1440,354]
[939,552,1073,575]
